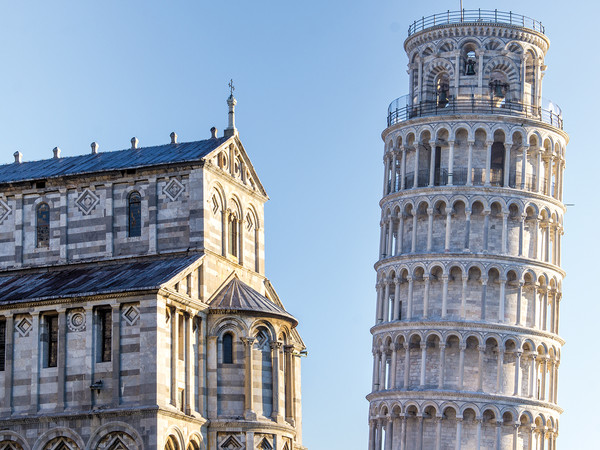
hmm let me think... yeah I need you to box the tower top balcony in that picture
[387,94,563,130]
[407,9,545,37]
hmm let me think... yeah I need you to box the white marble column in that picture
[413,145,420,189]
[441,275,449,318]
[501,212,509,254]
[407,277,414,319]
[390,344,398,389]
[403,343,410,389]
[429,144,436,187]
[383,281,391,323]
[485,141,493,186]
[461,277,468,319]
[445,210,453,252]
[499,278,506,323]
[514,352,522,396]
[496,350,504,394]
[397,216,404,255]
[426,208,434,251]
[383,155,390,196]
[270,341,283,421]
[455,418,463,450]
[477,345,485,391]
[394,278,401,321]
[419,342,427,387]
[504,142,512,187]
[466,141,474,186]
[438,343,446,389]
[411,213,418,253]
[448,140,455,185]
[423,275,430,319]
[521,145,529,189]
[400,147,407,190]
[241,337,257,419]
[458,343,466,389]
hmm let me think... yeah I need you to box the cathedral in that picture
[0,93,306,450]
[368,8,566,450]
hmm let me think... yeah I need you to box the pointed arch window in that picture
[128,191,141,237]
[223,332,233,364]
[36,202,50,248]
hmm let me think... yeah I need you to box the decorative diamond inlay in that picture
[75,188,100,215]
[163,178,185,201]
[0,198,11,224]
[122,305,140,325]
[16,316,32,337]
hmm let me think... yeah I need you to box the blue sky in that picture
[0,1,594,448]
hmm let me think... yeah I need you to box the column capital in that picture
[478,345,486,352]
[283,344,295,353]
[459,343,467,351]
[420,342,427,350]
[241,337,256,346]
[439,343,447,350]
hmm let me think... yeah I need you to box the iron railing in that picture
[408,9,545,36]
[387,97,563,129]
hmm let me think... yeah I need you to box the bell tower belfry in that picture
[368,9,567,449]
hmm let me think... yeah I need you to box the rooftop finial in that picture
[170,132,178,144]
[224,79,238,138]
[14,151,22,164]
[131,137,139,149]
[91,142,99,154]
[53,147,61,159]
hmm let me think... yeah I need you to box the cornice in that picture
[404,23,550,55]
[379,185,567,214]
[382,114,569,144]
[370,319,565,346]
[374,253,566,278]
[366,389,563,414]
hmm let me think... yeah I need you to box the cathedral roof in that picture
[0,254,202,304]
[0,138,228,184]
[209,277,297,326]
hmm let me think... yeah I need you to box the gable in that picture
[206,136,268,199]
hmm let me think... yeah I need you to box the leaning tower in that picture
[368,9,566,450]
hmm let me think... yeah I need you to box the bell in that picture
[494,82,505,98]
[466,60,476,75]
[438,90,448,106]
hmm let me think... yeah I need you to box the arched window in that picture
[165,436,179,450]
[491,143,506,186]
[228,212,238,257]
[223,332,233,364]
[128,192,141,237]
[36,202,50,248]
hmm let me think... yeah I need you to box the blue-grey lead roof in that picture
[0,254,201,305]
[209,277,297,326]
[0,138,228,184]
